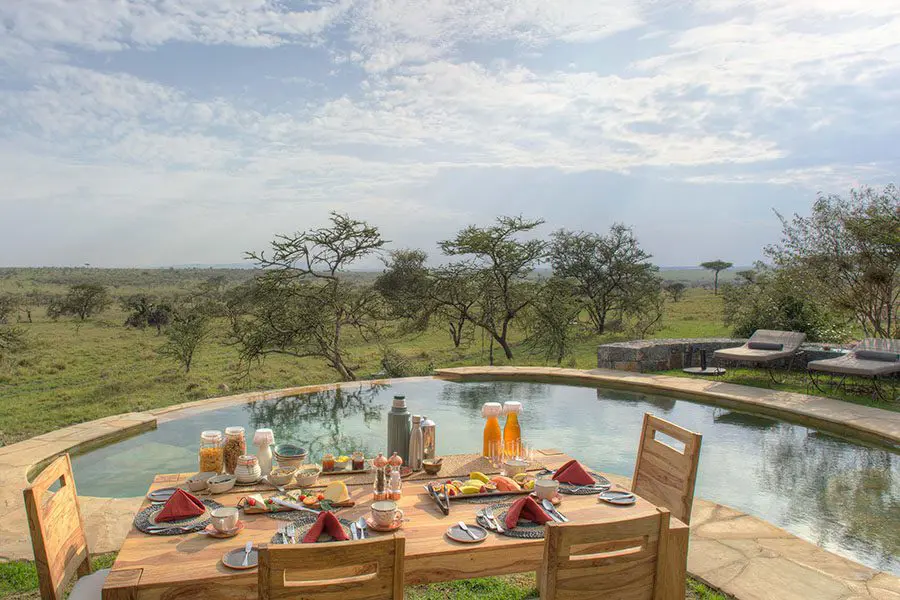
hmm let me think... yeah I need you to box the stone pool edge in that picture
[2,370,899,600]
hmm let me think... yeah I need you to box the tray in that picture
[320,460,372,475]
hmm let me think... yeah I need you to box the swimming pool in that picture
[70,378,900,574]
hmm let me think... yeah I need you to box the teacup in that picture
[534,478,559,500]
[210,507,239,532]
[371,500,403,527]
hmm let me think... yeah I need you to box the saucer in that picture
[204,520,245,538]
[366,515,403,532]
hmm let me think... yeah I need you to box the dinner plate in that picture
[598,490,636,505]
[445,523,487,543]
[222,546,258,570]
[146,487,178,503]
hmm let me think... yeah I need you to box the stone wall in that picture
[597,338,849,373]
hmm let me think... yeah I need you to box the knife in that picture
[271,497,321,514]
[542,498,568,523]
[458,521,478,540]
[241,541,253,566]
[350,522,358,540]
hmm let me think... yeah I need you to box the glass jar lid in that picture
[502,401,523,415]
[481,402,502,418]
[224,426,245,437]
[201,430,223,442]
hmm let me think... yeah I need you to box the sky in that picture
[1,0,898,268]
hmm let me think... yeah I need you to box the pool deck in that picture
[2,368,899,600]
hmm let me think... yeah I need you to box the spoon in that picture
[542,498,568,522]
[356,516,368,539]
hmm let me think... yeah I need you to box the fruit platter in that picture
[427,471,536,500]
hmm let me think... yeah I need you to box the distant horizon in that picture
[0,263,754,272]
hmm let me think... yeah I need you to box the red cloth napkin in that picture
[302,511,350,543]
[504,496,552,529]
[155,489,205,523]
[552,459,595,485]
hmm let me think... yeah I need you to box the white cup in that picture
[210,507,239,532]
[371,500,403,527]
[534,478,559,500]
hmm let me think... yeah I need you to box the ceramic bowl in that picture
[273,444,308,469]
[295,466,321,487]
[207,474,236,494]
[503,459,528,477]
[268,466,297,487]
[422,459,443,475]
[186,471,217,492]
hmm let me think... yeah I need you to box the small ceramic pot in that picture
[235,455,261,483]
[295,467,321,487]
[502,459,528,477]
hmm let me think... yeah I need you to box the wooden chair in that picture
[23,454,108,600]
[258,535,405,600]
[539,509,671,600]
[631,413,702,524]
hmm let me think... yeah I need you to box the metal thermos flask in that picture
[387,395,411,464]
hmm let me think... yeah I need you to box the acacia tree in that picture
[550,224,658,334]
[524,277,583,365]
[374,249,432,331]
[428,264,478,348]
[437,216,547,360]
[47,284,111,320]
[663,282,687,302]
[232,213,386,381]
[158,308,209,372]
[700,260,733,295]
[767,185,899,338]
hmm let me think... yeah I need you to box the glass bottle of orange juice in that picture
[481,403,503,460]
[502,402,523,458]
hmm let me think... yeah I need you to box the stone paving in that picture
[2,368,898,600]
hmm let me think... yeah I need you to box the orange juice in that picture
[502,401,522,457]
[481,402,503,458]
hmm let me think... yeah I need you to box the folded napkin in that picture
[504,496,552,529]
[302,511,350,543]
[155,489,205,523]
[551,459,595,486]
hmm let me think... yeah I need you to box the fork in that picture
[356,517,368,539]
[286,523,296,544]
[277,524,286,544]
[484,506,504,533]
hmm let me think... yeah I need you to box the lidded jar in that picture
[223,426,246,475]
[502,401,523,458]
[199,430,224,473]
[235,455,261,483]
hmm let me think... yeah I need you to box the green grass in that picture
[0,287,729,445]
[0,558,726,600]
[658,367,897,412]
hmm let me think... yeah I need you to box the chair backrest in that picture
[632,413,702,524]
[540,509,670,600]
[258,535,405,600]
[22,454,91,600]
[749,329,806,352]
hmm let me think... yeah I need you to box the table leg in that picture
[102,569,142,600]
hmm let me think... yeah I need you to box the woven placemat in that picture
[269,514,354,544]
[133,498,223,535]
[536,469,612,495]
[491,503,546,539]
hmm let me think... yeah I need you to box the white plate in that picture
[598,490,636,505]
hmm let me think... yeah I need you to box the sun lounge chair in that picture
[713,329,806,382]
[808,338,899,401]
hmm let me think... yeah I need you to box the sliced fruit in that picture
[459,485,481,495]
[469,471,490,483]
[523,480,535,490]
[513,473,529,484]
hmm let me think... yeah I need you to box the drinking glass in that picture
[486,440,503,469]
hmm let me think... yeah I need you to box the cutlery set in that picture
[350,517,368,540]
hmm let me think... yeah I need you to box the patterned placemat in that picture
[536,469,612,495]
[269,514,354,544]
[491,502,547,539]
[133,499,223,535]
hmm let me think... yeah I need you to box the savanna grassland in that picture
[0,267,731,445]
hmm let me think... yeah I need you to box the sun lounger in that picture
[808,338,899,401]
[713,330,806,382]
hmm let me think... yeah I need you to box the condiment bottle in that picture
[351,451,365,471]
[387,395,411,464]
[388,452,404,500]
[373,453,389,501]
[502,401,523,459]
[252,428,275,476]
[199,430,224,473]
[421,416,436,460]
[481,402,503,459]
[408,415,424,471]
[223,426,246,475]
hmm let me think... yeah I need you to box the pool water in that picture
[70,379,900,574]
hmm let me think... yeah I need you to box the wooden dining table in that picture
[102,449,688,600]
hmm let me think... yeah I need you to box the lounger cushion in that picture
[855,350,900,362]
[747,341,784,351]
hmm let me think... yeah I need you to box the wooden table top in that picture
[103,450,688,598]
